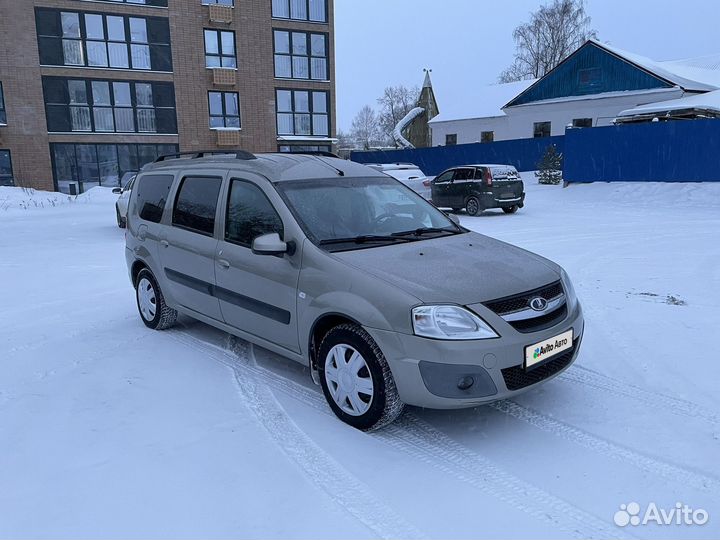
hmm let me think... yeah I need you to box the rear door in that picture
[214,176,301,353]
[449,167,475,207]
[157,173,223,320]
[431,169,455,206]
[490,166,524,201]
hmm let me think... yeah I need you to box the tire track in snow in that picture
[559,366,719,426]
[171,331,424,540]
[169,330,627,540]
[490,400,719,493]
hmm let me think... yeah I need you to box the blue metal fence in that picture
[351,136,565,176]
[564,119,720,183]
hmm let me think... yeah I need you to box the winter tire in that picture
[116,205,126,228]
[451,208,462,213]
[135,268,177,330]
[502,205,519,214]
[318,323,404,431]
[465,197,482,216]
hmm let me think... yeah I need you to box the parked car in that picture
[365,163,431,199]
[112,172,137,228]
[125,151,582,431]
[432,164,525,215]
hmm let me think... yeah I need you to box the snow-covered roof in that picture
[593,39,720,92]
[429,78,536,124]
[616,88,720,118]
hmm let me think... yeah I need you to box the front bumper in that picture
[366,302,583,409]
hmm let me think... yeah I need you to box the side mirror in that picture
[447,213,460,226]
[252,232,288,256]
[112,187,122,195]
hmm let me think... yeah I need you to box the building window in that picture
[533,121,551,138]
[0,82,6,125]
[51,143,178,193]
[80,0,168,5]
[276,89,329,136]
[202,0,234,4]
[578,67,602,90]
[572,118,593,128]
[43,77,177,134]
[445,133,457,145]
[480,131,494,143]
[273,30,328,80]
[208,91,241,128]
[0,150,13,186]
[278,144,331,153]
[204,30,236,68]
[272,0,327,23]
[36,8,173,72]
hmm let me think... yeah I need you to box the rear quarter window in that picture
[135,174,175,223]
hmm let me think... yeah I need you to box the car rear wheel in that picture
[135,269,177,330]
[116,205,126,228]
[465,197,482,216]
[318,323,404,431]
[502,205,519,214]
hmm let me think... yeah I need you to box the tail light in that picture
[422,179,431,187]
[483,168,493,186]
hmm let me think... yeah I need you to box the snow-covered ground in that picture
[1,181,719,539]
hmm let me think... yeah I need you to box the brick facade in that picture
[0,0,336,191]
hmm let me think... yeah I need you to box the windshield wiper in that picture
[318,235,418,246]
[391,227,461,237]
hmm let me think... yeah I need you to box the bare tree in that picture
[376,85,420,145]
[499,0,596,83]
[350,105,382,150]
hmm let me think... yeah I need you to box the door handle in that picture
[160,240,169,248]
[217,259,230,269]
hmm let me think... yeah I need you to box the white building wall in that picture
[430,87,686,146]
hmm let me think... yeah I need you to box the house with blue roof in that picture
[429,39,720,146]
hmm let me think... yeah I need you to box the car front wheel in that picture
[116,205,126,228]
[465,196,482,216]
[135,268,177,330]
[318,323,404,431]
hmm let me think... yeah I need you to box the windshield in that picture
[277,177,461,250]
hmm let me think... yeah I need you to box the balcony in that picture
[212,68,236,87]
[216,129,240,147]
[208,4,233,24]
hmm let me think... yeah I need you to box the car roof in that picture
[450,164,516,168]
[140,152,386,183]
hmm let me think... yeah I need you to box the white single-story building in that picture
[429,39,720,146]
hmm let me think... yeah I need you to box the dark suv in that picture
[431,164,525,216]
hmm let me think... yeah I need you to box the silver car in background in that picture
[125,152,583,431]
[365,163,431,199]
[112,172,137,228]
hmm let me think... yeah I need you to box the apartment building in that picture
[0,0,336,193]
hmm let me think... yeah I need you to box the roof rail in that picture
[289,151,342,159]
[153,149,257,163]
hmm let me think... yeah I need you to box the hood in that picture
[334,232,560,305]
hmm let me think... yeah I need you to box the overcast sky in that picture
[334,0,720,131]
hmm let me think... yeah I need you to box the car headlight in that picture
[560,269,578,312]
[412,305,498,340]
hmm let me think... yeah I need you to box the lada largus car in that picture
[125,151,583,430]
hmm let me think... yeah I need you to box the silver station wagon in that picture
[125,151,584,430]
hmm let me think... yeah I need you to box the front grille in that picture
[484,281,563,315]
[501,338,578,391]
[510,304,568,333]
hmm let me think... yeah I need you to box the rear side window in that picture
[453,168,474,181]
[474,168,484,180]
[136,174,174,223]
[225,180,283,246]
[172,176,222,235]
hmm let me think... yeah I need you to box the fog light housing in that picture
[457,376,475,390]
